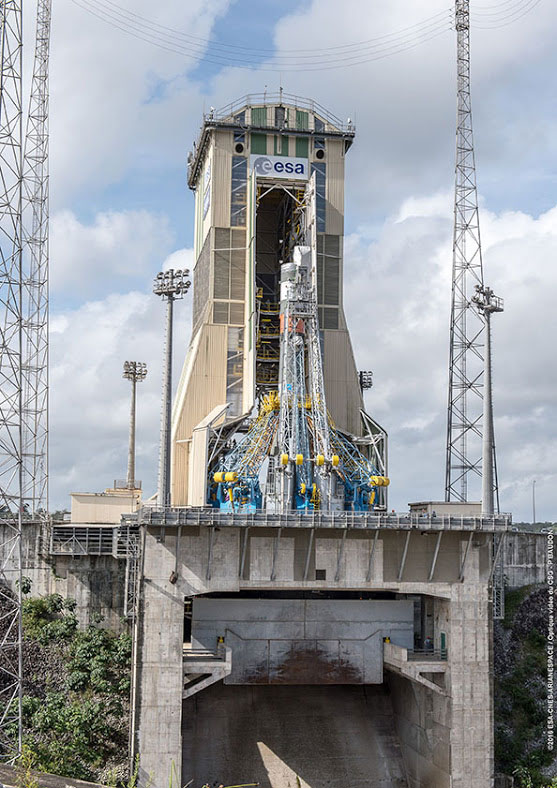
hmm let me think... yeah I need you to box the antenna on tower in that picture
[445,0,493,504]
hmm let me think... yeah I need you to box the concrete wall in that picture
[70,490,140,523]
[137,523,500,788]
[182,683,408,788]
[46,554,126,630]
[0,522,126,629]
[503,532,547,588]
[387,670,451,788]
[192,597,413,684]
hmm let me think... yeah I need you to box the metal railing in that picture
[183,648,226,662]
[128,507,511,532]
[407,648,448,661]
[50,525,114,556]
[208,92,354,133]
[113,479,141,490]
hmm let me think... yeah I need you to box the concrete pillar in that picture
[136,529,183,788]
[447,544,493,788]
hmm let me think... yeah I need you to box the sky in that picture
[42,0,556,521]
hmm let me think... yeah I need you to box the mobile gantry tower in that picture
[171,94,387,511]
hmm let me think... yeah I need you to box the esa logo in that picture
[250,154,307,179]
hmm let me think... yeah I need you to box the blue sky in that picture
[45,0,557,521]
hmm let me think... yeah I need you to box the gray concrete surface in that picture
[182,682,408,787]
[503,532,547,587]
[192,597,413,685]
[0,763,109,788]
[0,522,127,629]
[387,671,451,788]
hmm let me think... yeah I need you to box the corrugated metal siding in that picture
[326,139,345,236]
[192,232,211,336]
[171,323,228,504]
[213,147,231,227]
[215,129,234,153]
[200,144,213,245]
[323,330,363,435]
[251,106,268,126]
[250,133,267,154]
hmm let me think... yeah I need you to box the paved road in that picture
[182,683,408,787]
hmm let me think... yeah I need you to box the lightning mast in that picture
[0,0,24,759]
[445,0,486,502]
[0,0,52,758]
[22,0,51,516]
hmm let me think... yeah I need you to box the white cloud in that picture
[34,0,556,521]
[48,196,556,522]
[49,245,192,508]
[49,0,231,205]
[50,209,174,301]
[345,195,557,522]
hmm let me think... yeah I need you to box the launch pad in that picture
[130,93,504,788]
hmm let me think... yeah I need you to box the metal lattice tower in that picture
[22,0,51,517]
[0,0,24,760]
[0,0,52,758]
[445,0,486,503]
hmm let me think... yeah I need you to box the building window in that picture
[316,234,340,330]
[214,228,246,300]
[213,301,229,323]
[296,137,309,158]
[296,110,309,130]
[311,161,326,232]
[318,307,339,330]
[192,232,211,335]
[275,106,286,128]
[251,133,267,154]
[234,110,246,125]
[317,234,340,307]
[231,156,247,226]
[314,116,325,133]
[226,327,244,417]
[274,135,288,156]
[251,106,267,127]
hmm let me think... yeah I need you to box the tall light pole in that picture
[153,269,190,507]
[532,479,536,525]
[122,362,147,490]
[472,284,503,516]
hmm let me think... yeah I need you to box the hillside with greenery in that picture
[495,586,556,788]
[5,588,131,785]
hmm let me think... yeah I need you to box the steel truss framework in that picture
[446,0,487,504]
[22,0,50,517]
[0,0,24,759]
[0,0,51,759]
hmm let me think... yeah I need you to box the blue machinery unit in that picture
[208,402,388,513]
[208,181,389,513]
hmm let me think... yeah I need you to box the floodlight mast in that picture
[122,362,147,490]
[359,371,373,392]
[153,269,190,507]
[472,285,503,516]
